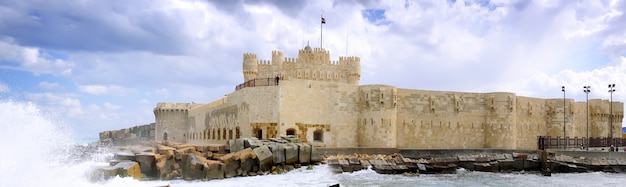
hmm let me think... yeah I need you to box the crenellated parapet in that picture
[241,44,361,86]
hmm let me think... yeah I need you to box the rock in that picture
[175,147,196,160]
[194,145,212,153]
[205,159,225,180]
[253,145,273,171]
[310,145,321,162]
[297,143,311,164]
[115,150,136,161]
[229,139,245,153]
[268,144,285,165]
[237,148,258,175]
[182,153,207,180]
[281,135,301,143]
[101,161,142,180]
[156,154,177,180]
[284,143,299,164]
[135,152,157,177]
[219,152,240,178]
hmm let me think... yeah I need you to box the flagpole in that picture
[320,15,323,49]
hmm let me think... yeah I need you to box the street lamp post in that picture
[584,86,591,150]
[608,84,615,148]
[562,86,566,150]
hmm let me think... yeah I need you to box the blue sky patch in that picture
[362,9,390,26]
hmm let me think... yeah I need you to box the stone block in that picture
[182,153,206,180]
[297,143,311,164]
[230,139,245,153]
[253,145,273,171]
[219,152,240,178]
[205,159,225,180]
[268,144,285,164]
[157,144,175,154]
[310,145,322,162]
[135,152,156,177]
[237,148,257,175]
[284,143,299,164]
[101,161,142,180]
[175,147,196,160]
[155,154,176,179]
[114,150,136,161]
[281,135,302,143]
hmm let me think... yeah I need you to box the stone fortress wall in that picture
[153,45,624,150]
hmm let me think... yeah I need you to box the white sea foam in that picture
[1,99,625,187]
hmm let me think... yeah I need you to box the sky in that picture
[0,0,625,138]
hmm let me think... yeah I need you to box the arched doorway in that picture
[163,132,168,141]
[253,128,263,140]
[286,128,296,136]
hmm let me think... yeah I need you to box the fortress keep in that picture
[154,45,624,150]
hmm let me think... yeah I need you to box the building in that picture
[153,45,624,150]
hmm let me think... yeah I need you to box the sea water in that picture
[1,99,625,187]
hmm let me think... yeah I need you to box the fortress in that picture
[153,45,624,150]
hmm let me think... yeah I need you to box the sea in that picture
[1,99,625,187]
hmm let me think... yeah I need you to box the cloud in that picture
[103,102,122,110]
[38,81,63,91]
[24,92,85,117]
[1,0,625,138]
[78,84,133,96]
[0,82,9,93]
[0,39,73,76]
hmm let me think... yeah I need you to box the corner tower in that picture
[243,53,258,82]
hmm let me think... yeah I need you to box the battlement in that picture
[271,50,283,57]
[155,102,191,110]
[243,53,257,60]
[242,45,361,84]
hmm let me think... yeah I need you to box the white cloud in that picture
[78,84,133,96]
[0,39,74,76]
[103,102,121,110]
[0,82,9,93]
[24,92,85,117]
[38,81,62,91]
[1,0,626,137]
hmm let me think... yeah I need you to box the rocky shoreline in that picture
[325,150,626,175]
[91,137,626,181]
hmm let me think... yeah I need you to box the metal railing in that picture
[235,77,283,91]
[537,136,625,150]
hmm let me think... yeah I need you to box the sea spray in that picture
[0,100,116,186]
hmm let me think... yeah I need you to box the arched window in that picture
[223,128,227,140]
[286,128,296,136]
[218,129,221,140]
[236,127,241,139]
[313,130,323,142]
[229,129,233,139]
[163,132,168,141]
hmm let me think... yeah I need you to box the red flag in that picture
[321,17,326,24]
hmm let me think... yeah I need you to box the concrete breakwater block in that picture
[100,161,142,180]
[135,152,157,177]
[254,145,273,171]
[297,143,311,164]
[104,139,320,181]
[115,150,136,161]
[219,152,240,178]
[284,143,299,164]
[268,144,285,165]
